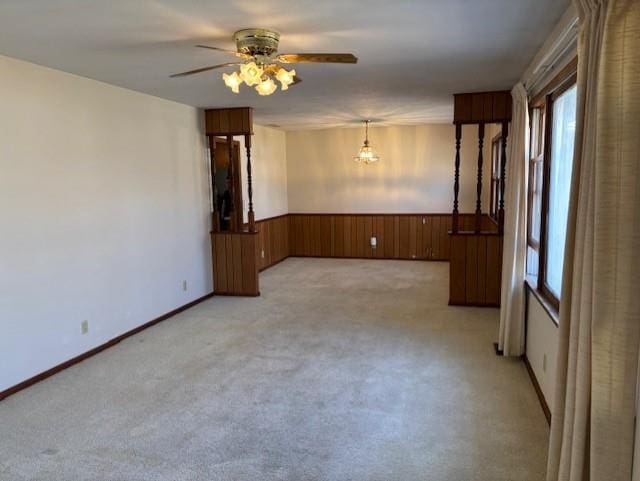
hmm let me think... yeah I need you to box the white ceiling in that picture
[0,0,568,130]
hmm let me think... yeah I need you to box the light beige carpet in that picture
[0,258,548,480]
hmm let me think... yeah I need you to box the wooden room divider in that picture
[206,107,259,296]
[449,91,511,307]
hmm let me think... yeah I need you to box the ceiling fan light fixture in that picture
[170,28,358,97]
[276,67,296,90]
[222,71,242,93]
[239,61,263,86]
[255,77,278,96]
[354,120,379,164]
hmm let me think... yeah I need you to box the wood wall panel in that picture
[215,213,501,306]
[449,235,467,304]
[453,91,512,124]
[285,213,492,262]
[237,213,502,306]
[212,232,259,296]
[255,215,289,271]
[205,107,253,136]
[449,232,502,307]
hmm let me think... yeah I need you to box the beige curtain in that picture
[547,1,640,480]
[498,83,529,356]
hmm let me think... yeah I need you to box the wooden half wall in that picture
[211,231,259,296]
[233,213,502,307]
[252,213,497,268]
[449,232,503,306]
[255,215,290,271]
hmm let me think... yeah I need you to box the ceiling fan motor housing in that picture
[233,28,280,57]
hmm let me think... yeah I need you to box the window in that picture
[527,107,545,278]
[526,62,577,311]
[544,85,576,297]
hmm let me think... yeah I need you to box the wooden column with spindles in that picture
[475,123,485,233]
[226,135,237,232]
[205,107,259,297]
[452,123,462,234]
[449,91,511,307]
[245,134,256,232]
[208,135,220,233]
[499,121,508,234]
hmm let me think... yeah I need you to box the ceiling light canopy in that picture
[354,120,379,164]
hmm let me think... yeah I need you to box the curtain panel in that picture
[498,83,529,356]
[547,1,640,480]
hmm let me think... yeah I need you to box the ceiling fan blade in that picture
[196,45,250,59]
[276,53,358,64]
[170,63,239,78]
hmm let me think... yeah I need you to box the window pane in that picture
[527,245,539,278]
[530,159,543,243]
[545,85,577,298]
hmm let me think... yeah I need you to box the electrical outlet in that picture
[370,236,377,248]
[422,217,426,225]
[81,320,89,335]
[261,249,265,258]
[182,280,187,291]
[543,354,547,372]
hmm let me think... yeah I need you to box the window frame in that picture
[527,105,545,253]
[489,133,502,222]
[527,59,578,313]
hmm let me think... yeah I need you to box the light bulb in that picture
[222,71,242,93]
[255,77,277,96]
[239,62,264,86]
[276,67,296,91]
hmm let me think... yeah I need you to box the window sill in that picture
[525,276,559,326]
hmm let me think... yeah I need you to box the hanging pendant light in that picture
[354,120,379,164]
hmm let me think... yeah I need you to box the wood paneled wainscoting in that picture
[245,214,502,306]
[290,214,448,260]
[288,213,496,260]
[255,214,290,271]
[250,213,497,269]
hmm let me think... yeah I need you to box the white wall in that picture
[286,124,499,214]
[239,125,288,221]
[0,55,212,392]
[526,294,559,409]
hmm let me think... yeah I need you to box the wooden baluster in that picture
[499,121,508,234]
[475,123,485,233]
[452,123,462,233]
[245,134,256,232]
[226,135,237,232]
[208,135,220,232]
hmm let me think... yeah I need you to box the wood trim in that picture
[258,255,289,272]
[523,354,552,425]
[212,291,260,297]
[255,213,290,223]
[288,255,440,263]
[525,278,560,326]
[0,292,214,402]
[531,56,578,107]
[288,212,458,217]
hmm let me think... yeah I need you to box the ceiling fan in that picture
[170,28,358,96]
